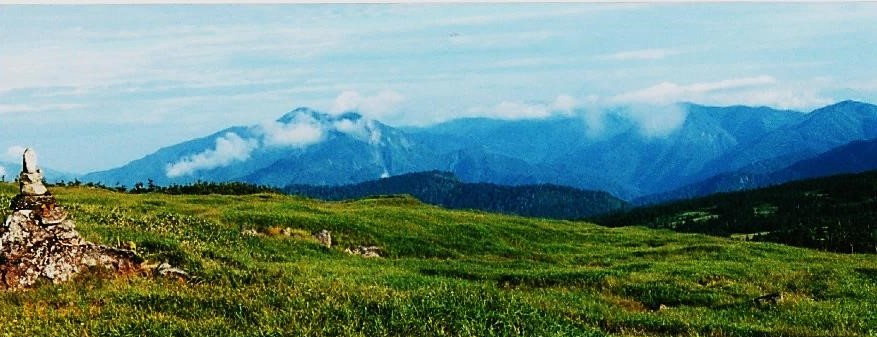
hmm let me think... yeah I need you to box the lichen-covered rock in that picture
[0,148,142,291]
[9,194,57,211]
[0,211,141,289]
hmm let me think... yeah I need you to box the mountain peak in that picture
[815,100,875,112]
[336,111,364,121]
[277,107,364,124]
[277,107,324,123]
[807,100,877,121]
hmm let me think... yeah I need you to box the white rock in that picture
[22,148,38,174]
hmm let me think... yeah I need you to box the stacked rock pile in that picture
[0,148,141,290]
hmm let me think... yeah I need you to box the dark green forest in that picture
[593,170,877,254]
[285,171,627,219]
[52,179,281,195]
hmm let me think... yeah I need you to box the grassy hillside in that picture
[0,182,875,336]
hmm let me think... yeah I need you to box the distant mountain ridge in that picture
[636,136,877,205]
[82,100,877,202]
[285,171,628,220]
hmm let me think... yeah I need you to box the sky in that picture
[1,3,877,174]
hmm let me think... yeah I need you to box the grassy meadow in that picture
[0,182,875,336]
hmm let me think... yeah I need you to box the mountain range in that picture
[82,100,877,203]
[636,136,877,204]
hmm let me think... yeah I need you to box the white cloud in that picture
[4,145,26,162]
[610,76,834,110]
[611,76,778,106]
[580,76,834,138]
[490,101,552,120]
[330,90,405,119]
[470,94,578,120]
[259,114,325,148]
[552,95,576,112]
[165,132,258,178]
[622,104,689,137]
[0,103,84,115]
[587,76,781,137]
[332,118,371,140]
[163,107,388,178]
[601,48,681,61]
[0,166,6,179]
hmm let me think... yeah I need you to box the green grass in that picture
[1,182,875,336]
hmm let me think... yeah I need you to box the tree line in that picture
[592,170,877,254]
[49,179,280,195]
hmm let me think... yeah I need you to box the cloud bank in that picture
[0,103,85,115]
[561,76,832,137]
[601,48,681,61]
[259,113,325,148]
[165,109,385,177]
[331,90,405,120]
[611,76,778,106]
[469,94,577,120]
[166,133,258,178]
[4,145,26,162]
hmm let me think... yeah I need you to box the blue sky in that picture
[1,3,876,174]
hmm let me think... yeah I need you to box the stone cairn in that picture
[0,148,141,290]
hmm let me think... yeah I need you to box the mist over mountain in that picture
[82,100,877,202]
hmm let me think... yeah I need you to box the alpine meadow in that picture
[1,182,876,336]
[2,3,877,337]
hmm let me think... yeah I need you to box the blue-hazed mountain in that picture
[635,136,877,205]
[411,103,809,198]
[82,100,877,201]
[285,171,628,220]
[83,108,443,187]
[693,100,877,182]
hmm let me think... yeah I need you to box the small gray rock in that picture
[314,229,332,248]
[156,262,190,281]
